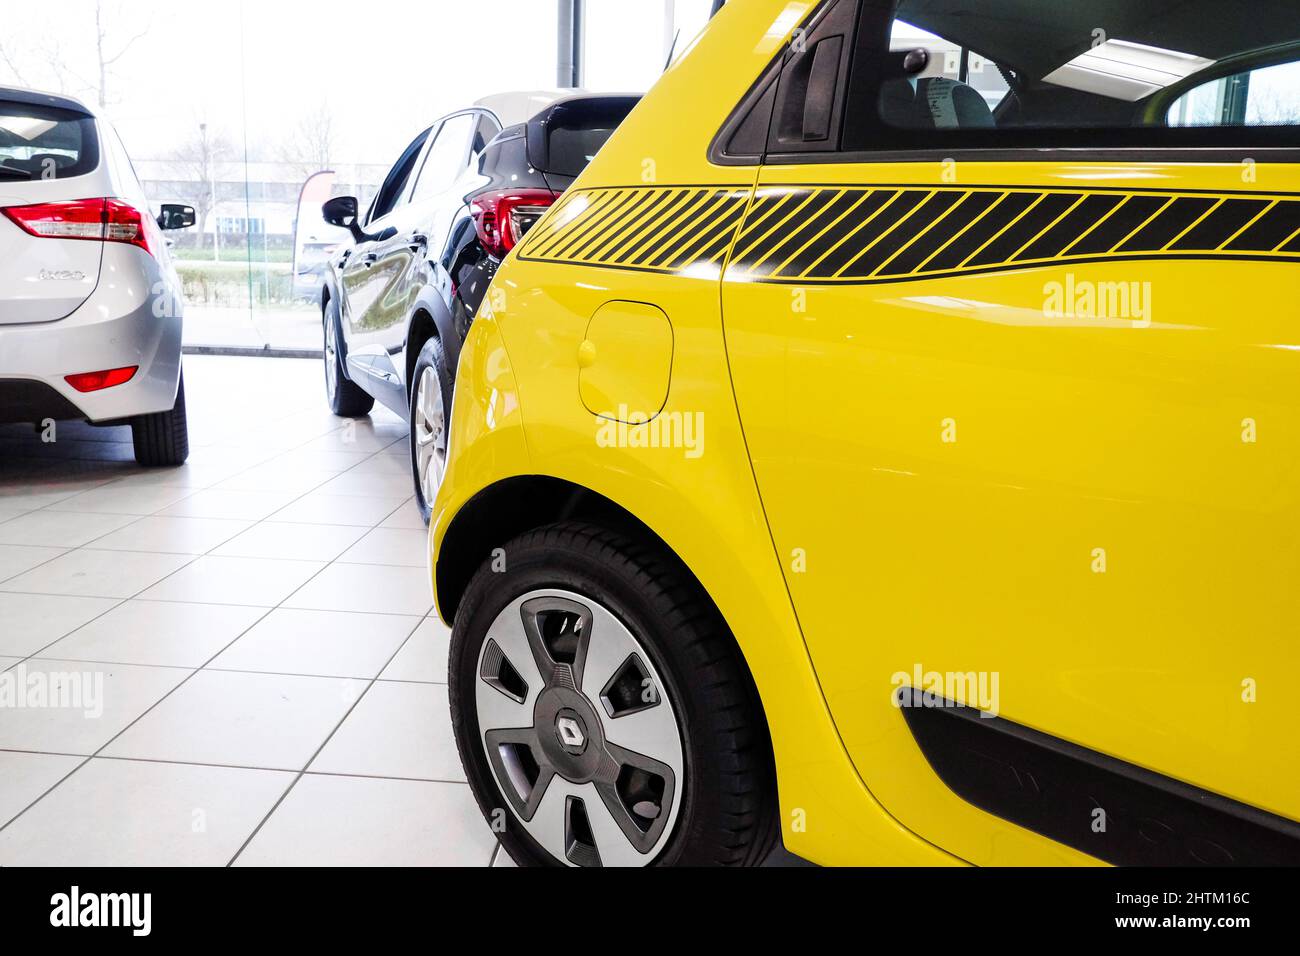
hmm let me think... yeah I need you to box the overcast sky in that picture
[0,0,706,166]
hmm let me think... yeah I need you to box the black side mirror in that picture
[157,203,196,230]
[323,195,370,243]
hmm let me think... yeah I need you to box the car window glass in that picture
[473,114,502,159]
[1167,60,1300,127]
[0,102,98,180]
[838,0,1300,151]
[411,113,474,204]
[369,127,431,223]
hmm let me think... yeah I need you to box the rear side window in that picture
[473,114,501,157]
[0,102,99,181]
[842,0,1300,151]
[367,127,431,223]
[410,113,474,204]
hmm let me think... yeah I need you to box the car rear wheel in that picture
[323,298,374,417]
[449,521,778,866]
[131,373,189,467]
[409,336,451,524]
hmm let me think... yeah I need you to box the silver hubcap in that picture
[323,316,338,399]
[413,366,446,504]
[475,589,685,867]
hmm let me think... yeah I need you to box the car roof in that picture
[472,89,640,128]
[473,91,574,128]
[0,85,94,117]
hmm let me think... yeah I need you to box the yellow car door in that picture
[720,0,1300,865]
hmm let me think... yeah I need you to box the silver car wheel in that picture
[475,588,686,867]
[413,365,446,504]
[323,314,339,400]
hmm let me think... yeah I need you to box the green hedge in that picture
[175,260,296,306]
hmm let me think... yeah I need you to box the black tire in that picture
[449,521,779,866]
[131,374,190,467]
[409,336,453,525]
[323,297,374,417]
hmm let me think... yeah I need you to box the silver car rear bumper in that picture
[0,244,182,424]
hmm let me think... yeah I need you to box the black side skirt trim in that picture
[896,687,1300,865]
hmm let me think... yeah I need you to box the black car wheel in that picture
[449,521,779,866]
[410,336,452,524]
[131,373,190,467]
[323,297,374,418]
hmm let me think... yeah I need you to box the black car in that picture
[319,92,639,521]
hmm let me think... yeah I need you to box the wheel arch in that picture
[438,475,679,624]
[404,287,460,398]
[436,472,779,824]
[437,474,776,724]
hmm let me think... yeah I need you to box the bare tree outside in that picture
[280,102,341,182]
[169,122,233,258]
[0,0,149,108]
[92,0,151,108]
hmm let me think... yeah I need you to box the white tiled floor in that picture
[0,356,498,866]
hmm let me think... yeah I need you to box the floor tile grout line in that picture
[0,564,286,837]
[10,593,432,616]
[0,748,470,785]
[224,611,428,866]
[13,399,399,527]
[1,361,425,851]
[23,656,446,684]
[0,544,75,587]
[0,492,366,835]
[5,421,415,664]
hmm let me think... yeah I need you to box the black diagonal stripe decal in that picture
[762,189,871,278]
[607,188,694,262]
[620,188,714,265]
[663,204,747,271]
[569,189,661,261]
[1117,196,1218,252]
[620,189,715,266]
[880,191,999,275]
[1225,202,1300,251]
[923,191,1036,271]
[1169,199,1270,250]
[845,191,965,277]
[1015,194,1124,262]
[732,189,845,275]
[1061,195,1167,256]
[968,193,1078,267]
[808,191,924,278]
[778,190,894,276]
[641,190,736,268]
[516,184,1300,281]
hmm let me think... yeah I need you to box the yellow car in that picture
[433,0,1300,866]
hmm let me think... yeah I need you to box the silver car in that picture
[0,86,194,466]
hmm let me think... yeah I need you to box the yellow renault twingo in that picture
[433,0,1300,866]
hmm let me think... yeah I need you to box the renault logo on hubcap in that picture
[556,715,586,751]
